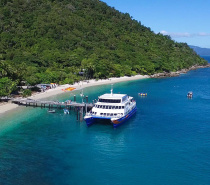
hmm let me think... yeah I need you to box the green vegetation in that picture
[0,0,207,97]
[22,89,32,97]
[0,77,17,97]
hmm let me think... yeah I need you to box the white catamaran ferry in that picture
[84,86,137,128]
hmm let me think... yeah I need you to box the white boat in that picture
[48,109,56,113]
[64,109,69,114]
[187,91,193,98]
[84,86,137,128]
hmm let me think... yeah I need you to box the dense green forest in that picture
[0,0,207,96]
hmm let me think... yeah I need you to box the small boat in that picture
[138,93,147,96]
[84,85,137,128]
[48,109,56,113]
[63,109,69,114]
[187,91,193,98]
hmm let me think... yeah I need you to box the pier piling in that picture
[80,107,83,121]
[76,108,79,121]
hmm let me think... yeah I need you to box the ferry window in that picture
[114,113,117,116]
[119,106,121,109]
[122,106,124,109]
[98,98,121,103]
[106,106,108,109]
[104,113,106,116]
[109,106,111,109]
[107,113,110,116]
[103,105,105,109]
[116,106,119,109]
[110,113,113,116]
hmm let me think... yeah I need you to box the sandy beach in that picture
[0,75,149,114]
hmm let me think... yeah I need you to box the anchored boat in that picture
[84,85,137,128]
[187,91,193,98]
[48,109,56,113]
[63,109,69,114]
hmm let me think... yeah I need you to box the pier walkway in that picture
[12,98,94,121]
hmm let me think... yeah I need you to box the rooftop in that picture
[99,93,127,99]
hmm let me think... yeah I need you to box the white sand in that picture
[0,102,19,114]
[0,75,149,114]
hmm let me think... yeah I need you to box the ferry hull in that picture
[84,106,137,128]
[84,116,110,126]
[111,106,137,128]
[84,116,96,126]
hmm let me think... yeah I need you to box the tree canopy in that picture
[0,0,207,96]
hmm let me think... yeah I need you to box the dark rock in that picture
[150,64,210,78]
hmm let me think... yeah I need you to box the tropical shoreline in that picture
[1,63,210,115]
[0,74,149,115]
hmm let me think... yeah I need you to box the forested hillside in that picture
[0,0,207,96]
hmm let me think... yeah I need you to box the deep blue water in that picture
[0,57,210,185]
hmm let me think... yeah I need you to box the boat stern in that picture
[111,117,122,128]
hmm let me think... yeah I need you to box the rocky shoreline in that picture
[150,64,210,78]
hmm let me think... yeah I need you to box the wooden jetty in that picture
[12,98,94,121]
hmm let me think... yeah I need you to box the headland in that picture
[150,64,210,78]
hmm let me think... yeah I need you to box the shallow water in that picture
[0,57,209,185]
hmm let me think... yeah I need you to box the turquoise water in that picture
[0,57,210,185]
